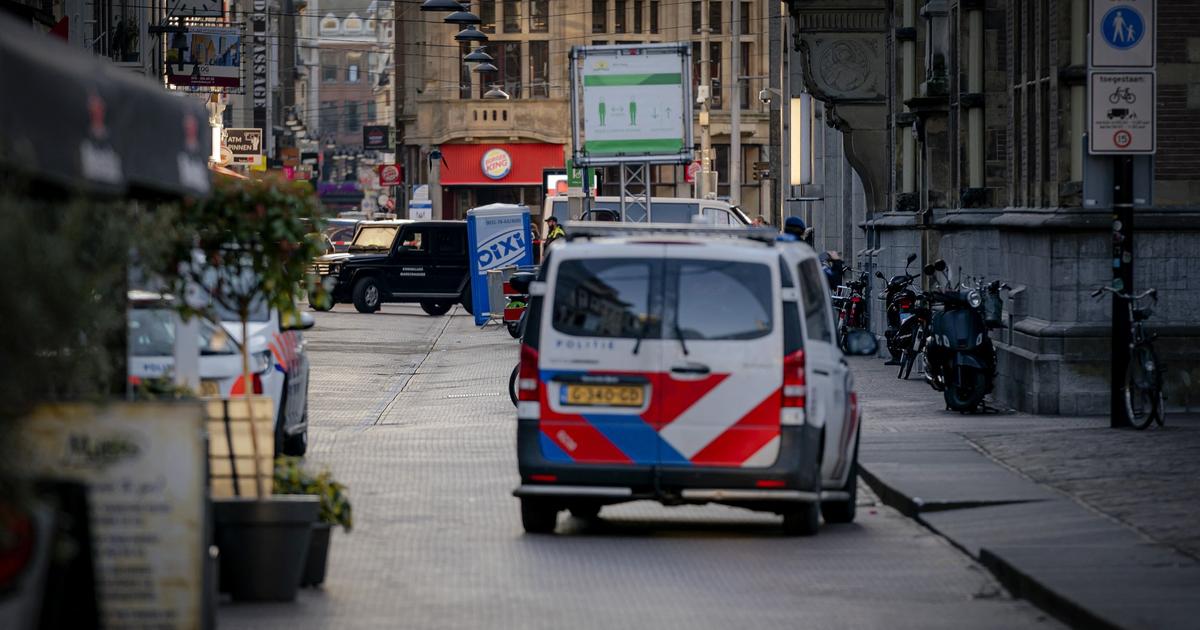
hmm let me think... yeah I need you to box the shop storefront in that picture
[439,143,564,219]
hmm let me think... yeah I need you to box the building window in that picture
[530,40,549,98]
[592,0,607,33]
[649,1,659,33]
[321,51,339,82]
[692,1,721,34]
[615,0,626,33]
[367,100,377,123]
[459,42,473,99]
[529,0,548,32]
[320,101,338,132]
[633,0,643,33]
[343,13,362,32]
[740,42,752,108]
[503,0,521,32]
[346,102,360,131]
[741,1,751,30]
[692,2,700,33]
[479,0,496,33]
[320,14,338,34]
[346,52,361,83]
[692,41,722,109]
[482,41,523,99]
[1010,0,1053,207]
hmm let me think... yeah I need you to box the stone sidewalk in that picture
[850,356,1200,629]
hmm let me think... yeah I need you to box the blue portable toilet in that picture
[466,203,533,326]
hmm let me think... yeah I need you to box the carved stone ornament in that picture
[807,37,884,101]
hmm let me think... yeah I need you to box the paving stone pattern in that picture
[218,304,1060,630]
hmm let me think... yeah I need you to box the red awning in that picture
[439,143,564,186]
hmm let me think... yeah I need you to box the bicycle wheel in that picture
[1123,345,1160,430]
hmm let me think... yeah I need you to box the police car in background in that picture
[510,223,876,536]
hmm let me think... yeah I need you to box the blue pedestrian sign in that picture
[1091,0,1155,68]
[1100,6,1144,49]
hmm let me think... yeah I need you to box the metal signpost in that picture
[1089,0,1156,428]
[570,43,694,222]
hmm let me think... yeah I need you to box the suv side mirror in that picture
[509,272,535,295]
[842,330,879,356]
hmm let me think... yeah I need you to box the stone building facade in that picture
[787,0,1200,414]
[395,0,775,220]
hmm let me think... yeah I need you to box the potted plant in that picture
[274,457,352,587]
[165,174,329,602]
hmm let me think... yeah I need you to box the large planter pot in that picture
[300,523,332,587]
[213,496,319,602]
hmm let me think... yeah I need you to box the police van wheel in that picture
[520,499,558,534]
[782,502,820,537]
[420,301,452,316]
[353,278,381,313]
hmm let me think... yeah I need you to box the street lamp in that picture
[419,0,463,11]
[483,84,510,100]
[472,62,499,73]
[444,9,480,25]
[463,47,493,63]
[454,25,488,43]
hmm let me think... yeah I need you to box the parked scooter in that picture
[876,253,921,364]
[894,287,932,380]
[921,260,1009,412]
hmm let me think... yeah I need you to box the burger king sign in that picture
[481,148,513,180]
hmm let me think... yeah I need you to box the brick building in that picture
[786,0,1200,414]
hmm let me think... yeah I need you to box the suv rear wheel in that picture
[420,301,452,316]
[520,498,558,534]
[352,277,382,313]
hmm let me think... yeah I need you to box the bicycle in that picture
[1092,286,1164,429]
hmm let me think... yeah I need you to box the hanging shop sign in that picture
[363,125,392,150]
[165,26,242,90]
[379,163,403,186]
[481,148,513,180]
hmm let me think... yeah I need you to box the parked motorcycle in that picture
[833,269,870,352]
[894,288,932,380]
[876,253,920,365]
[921,260,1009,412]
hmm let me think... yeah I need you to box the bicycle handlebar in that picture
[1092,286,1157,301]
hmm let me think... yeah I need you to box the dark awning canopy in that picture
[0,13,211,198]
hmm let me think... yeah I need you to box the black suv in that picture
[311,220,473,315]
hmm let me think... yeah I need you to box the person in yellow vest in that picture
[544,216,566,246]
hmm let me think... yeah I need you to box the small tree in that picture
[167,175,326,496]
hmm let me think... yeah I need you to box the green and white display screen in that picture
[579,47,688,160]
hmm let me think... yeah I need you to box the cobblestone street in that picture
[217,306,1058,630]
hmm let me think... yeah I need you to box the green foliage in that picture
[164,174,329,328]
[274,457,353,532]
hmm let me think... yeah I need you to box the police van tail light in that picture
[517,344,541,403]
[782,350,806,409]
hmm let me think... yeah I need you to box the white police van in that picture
[510,223,874,535]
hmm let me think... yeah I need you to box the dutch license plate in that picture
[200,380,221,397]
[561,383,644,407]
